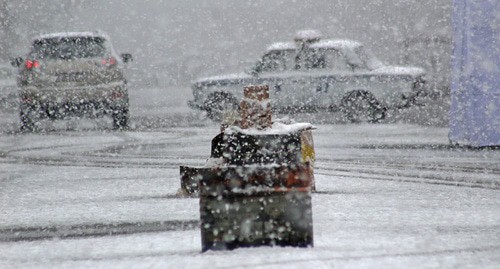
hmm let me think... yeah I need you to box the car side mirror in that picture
[120,53,133,63]
[10,57,23,68]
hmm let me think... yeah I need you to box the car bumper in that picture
[21,82,127,103]
[20,83,128,118]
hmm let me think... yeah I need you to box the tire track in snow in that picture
[315,165,500,190]
[325,158,500,174]
[213,245,500,269]
[0,220,199,242]
[0,131,208,168]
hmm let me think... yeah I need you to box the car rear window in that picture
[30,37,107,60]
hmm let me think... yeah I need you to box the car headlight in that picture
[413,76,426,94]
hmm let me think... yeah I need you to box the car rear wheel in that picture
[112,107,129,130]
[204,92,239,122]
[341,91,386,123]
[20,107,38,132]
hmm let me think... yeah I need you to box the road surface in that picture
[0,87,498,268]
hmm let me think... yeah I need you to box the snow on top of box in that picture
[227,122,313,135]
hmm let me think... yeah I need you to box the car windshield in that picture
[355,46,384,70]
[30,36,107,60]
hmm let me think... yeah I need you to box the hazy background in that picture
[0,0,451,87]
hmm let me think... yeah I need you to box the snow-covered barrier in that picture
[179,123,316,194]
[198,163,314,251]
[449,0,500,147]
[179,85,315,251]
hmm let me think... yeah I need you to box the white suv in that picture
[189,31,426,122]
[12,32,132,131]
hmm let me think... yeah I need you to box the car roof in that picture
[33,31,108,42]
[266,39,363,53]
[266,42,297,52]
[309,39,363,50]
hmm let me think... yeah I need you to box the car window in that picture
[259,50,295,72]
[354,46,384,70]
[30,37,107,60]
[320,49,352,71]
[295,48,351,72]
[295,48,322,70]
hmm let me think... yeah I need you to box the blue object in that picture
[449,0,499,147]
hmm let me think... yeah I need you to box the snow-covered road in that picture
[0,87,499,268]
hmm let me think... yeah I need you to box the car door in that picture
[256,49,299,110]
[299,47,354,110]
[268,47,333,111]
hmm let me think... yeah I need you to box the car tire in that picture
[112,106,129,130]
[204,92,239,122]
[341,91,386,123]
[20,107,38,132]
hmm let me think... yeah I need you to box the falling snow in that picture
[0,0,498,268]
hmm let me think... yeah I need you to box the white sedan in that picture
[189,33,427,122]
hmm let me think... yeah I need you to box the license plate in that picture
[56,72,88,82]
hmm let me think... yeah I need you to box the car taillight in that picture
[111,91,124,99]
[101,57,117,66]
[21,97,33,103]
[25,60,40,69]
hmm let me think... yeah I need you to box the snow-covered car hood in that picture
[372,66,425,77]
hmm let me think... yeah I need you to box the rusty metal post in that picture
[240,85,272,129]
